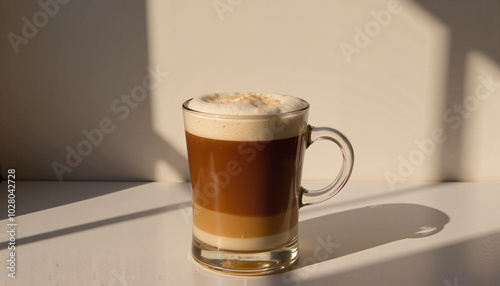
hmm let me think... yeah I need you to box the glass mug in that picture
[182,93,354,275]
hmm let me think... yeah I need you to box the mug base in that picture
[191,236,299,275]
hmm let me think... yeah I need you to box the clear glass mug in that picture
[182,93,354,275]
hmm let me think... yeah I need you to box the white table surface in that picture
[1,181,499,286]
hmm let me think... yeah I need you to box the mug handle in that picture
[299,125,354,207]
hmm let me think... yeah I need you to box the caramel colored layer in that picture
[193,203,298,238]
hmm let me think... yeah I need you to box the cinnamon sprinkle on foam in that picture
[207,93,288,109]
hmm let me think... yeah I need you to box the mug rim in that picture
[182,92,310,119]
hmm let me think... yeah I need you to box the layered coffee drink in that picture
[183,92,309,251]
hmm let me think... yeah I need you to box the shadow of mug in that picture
[189,203,450,285]
[293,203,450,268]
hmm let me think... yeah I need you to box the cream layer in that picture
[194,224,298,251]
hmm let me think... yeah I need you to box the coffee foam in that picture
[188,92,306,116]
[183,93,309,141]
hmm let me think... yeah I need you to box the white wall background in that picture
[1,0,499,184]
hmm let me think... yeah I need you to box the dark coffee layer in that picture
[186,132,305,217]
